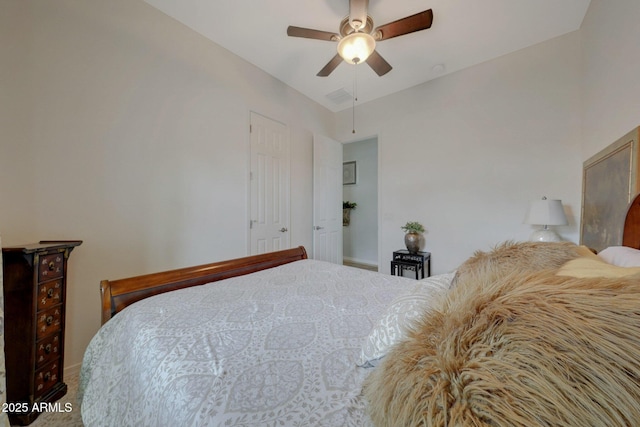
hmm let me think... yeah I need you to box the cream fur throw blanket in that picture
[364,266,640,426]
[451,241,592,286]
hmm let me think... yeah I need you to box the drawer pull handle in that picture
[45,344,52,354]
[47,288,54,298]
[48,261,55,271]
[46,316,53,326]
[44,372,51,382]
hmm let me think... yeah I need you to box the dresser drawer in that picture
[36,333,62,369]
[34,359,61,398]
[38,252,64,282]
[37,279,63,311]
[36,306,62,339]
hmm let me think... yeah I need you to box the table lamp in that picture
[524,196,568,242]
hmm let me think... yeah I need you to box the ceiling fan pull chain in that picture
[354,62,358,102]
[352,64,357,134]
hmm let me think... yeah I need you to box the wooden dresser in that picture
[2,240,82,425]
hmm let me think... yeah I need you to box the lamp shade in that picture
[337,32,376,64]
[524,197,568,226]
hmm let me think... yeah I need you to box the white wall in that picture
[343,138,378,265]
[336,32,583,274]
[0,0,332,369]
[580,0,640,159]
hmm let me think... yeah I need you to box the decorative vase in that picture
[343,208,351,226]
[404,232,422,253]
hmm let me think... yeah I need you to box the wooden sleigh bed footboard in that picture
[101,246,308,324]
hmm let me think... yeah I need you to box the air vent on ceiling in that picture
[325,88,353,105]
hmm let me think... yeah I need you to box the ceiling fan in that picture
[287,0,433,77]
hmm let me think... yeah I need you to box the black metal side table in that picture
[391,250,431,280]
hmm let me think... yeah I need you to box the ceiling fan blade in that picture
[287,26,339,41]
[366,50,392,76]
[349,0,369,30]
[374,9,433,41]
[317,53,343,77]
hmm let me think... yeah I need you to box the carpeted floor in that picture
[16,372,84,427]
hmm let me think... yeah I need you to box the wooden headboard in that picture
[100,246,308,324]
[623,192,640,249]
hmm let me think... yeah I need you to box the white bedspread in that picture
[79,259,417,426]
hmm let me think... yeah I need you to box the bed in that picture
[80,247,446,426]
[79,193,640,426]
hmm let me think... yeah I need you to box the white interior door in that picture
[313,134,342,263]
[250,112,290,255]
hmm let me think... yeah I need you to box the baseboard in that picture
[343,256,377,268]
[64,362,82,378]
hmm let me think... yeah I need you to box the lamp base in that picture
[529,229,562,242]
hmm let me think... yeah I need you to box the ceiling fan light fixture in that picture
[337,32,375,64]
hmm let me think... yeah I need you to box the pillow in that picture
[598,246,640,267]
[357,272,454,367]
[452,241,590,288]
[557,256,640,278]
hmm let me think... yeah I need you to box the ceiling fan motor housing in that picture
[340,16,374,37]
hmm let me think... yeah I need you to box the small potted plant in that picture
[401,221,425,253]
[343,201,357,226]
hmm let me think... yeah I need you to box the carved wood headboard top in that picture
[623,192,640,249]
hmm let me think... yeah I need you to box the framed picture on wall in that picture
[343,161,356,185]
[581,127,640,252]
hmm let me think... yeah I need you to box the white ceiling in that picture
[144,0,591,112]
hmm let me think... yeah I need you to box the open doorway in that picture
[342,137,378,271]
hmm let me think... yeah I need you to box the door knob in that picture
[279,227,288,232]
[313,226,324,230]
